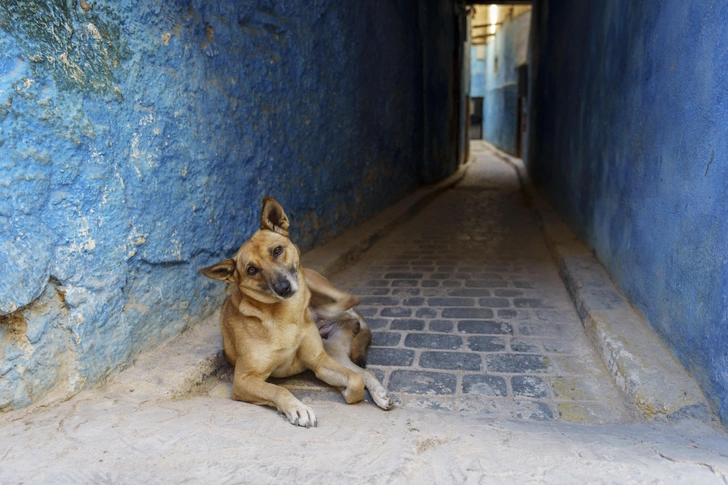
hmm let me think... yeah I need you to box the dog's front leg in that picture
[232,368,317,428]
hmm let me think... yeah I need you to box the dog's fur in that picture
[200,197,392,427]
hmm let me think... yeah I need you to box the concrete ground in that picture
[2,142,728,484]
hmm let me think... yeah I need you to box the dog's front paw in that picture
[371,388,394,410]
[283,403,317,428]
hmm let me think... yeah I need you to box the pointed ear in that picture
[198,259,237,283]
[260,196,290,237]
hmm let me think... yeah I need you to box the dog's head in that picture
[199,197,301,303]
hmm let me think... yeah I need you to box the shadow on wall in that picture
[0,0,462,410]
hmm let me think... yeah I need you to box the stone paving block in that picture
[419,351,482,371]
[360,296,401,306]
[356,288,391,296]
[512,376,549,398]
[384,272,423,279]
[478,297,511,308]
[358,307,378,317]
[513,281,535,289]
[366,318,389,329]
[415,308,438,318]
[465,280,508,288]
[421,280,439,287]
[371,332,402,347]
[365,279,390,287]
[462,375,507,397]
[497,309,531,320]
[404,333,463,350]
[494,289,524,297]
[367,348,415,366]
[509,338,541,353]
[388,370,457,395]
[466,336,506,352]
[428,297,475,307]
[429,320,454,332]
[392,280,419,287]
[442,280,461,288]
[393,288,421,296]
[457,320,512,335]
[514,298,551,308]
[403,297,425,306]
[447,288,492,297]
[390,319,425,331]
[486,354,552,374]
[442,308,495,319]
[381,307,412,318]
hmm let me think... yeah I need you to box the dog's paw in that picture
[371,387,394,410]
[283,403,317,428]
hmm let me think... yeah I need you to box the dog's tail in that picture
[349,309,372,368]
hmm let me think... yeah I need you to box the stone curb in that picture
[100,161,472,400]
[481,141,711,422]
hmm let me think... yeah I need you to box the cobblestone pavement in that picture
[330,146,630,424]
[207,144,632,424]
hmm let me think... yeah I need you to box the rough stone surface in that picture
[0,0,464,411]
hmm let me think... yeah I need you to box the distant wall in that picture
[472,10,530,154]
[528,0,728,423]
[470,46,486,98]
[0,0,460,410]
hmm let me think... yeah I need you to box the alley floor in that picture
[1,143,728,483]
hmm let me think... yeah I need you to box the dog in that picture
[199,197,393,427]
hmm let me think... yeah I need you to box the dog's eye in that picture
[273,246,283,257]
[247,266,258,276]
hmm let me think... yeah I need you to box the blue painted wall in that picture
[472,11,530,155]
[470,46,485,98]
[528,0,728,423]
[0,0,461,410]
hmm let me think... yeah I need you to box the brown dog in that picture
[200,197,392,427]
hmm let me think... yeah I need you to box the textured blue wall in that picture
[476,11,530,155]
[0,0,460,410]
[528,0,728,423]
[420,0,462,183]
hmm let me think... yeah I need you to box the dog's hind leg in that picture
[348,309,372,368]
[303,268,360,319]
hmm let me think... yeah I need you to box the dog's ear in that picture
[260,196,290,237]
[198,259,237,283]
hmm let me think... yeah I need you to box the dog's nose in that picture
[273,279,292,298]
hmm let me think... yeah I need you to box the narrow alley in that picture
[2,0,728,483]
[1,144,727,484]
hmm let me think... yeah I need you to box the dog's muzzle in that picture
[271,271,299,299]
